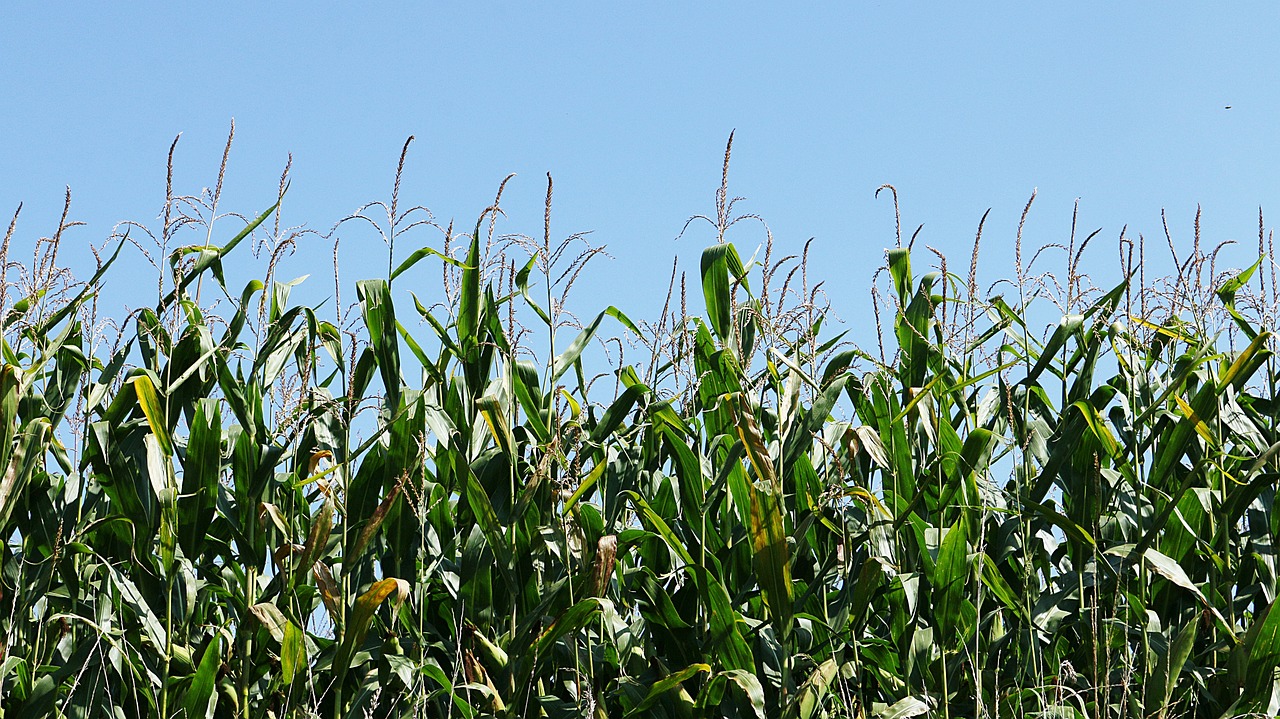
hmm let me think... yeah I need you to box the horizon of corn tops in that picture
[3,134,1280,718]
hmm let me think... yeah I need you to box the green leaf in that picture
[390,245,468,281]
[533,597,608,659]
[1141,548,1234,643]
[180,633,221,719]
[511,359,550,442]
[1244,596,1280,699]
[886,247,912,305]
[178,399,221,557]
[697,569,755,673]
[625,663,709,717]
[357,278,402,409]
[1022,497,1096,549]
[157,200,278,312]
[1217,255,1264,338]
[0,420,49,532]
[1147,618,1197,717]
[550,306,639,384]
[31,232,128,336]
[107,564,168,651]
[588,385,640,445]
[458,229,481,355]
[626,492,694,566]
[508,597,611,710]
[1072,398,1119,458]
[281,621,305,685]
[562,460,607,516]
[717,669,766,719]
[933,518,969,639]
[1027,314,1083,382]
[1146,332,1269,489]
[463,466,517,590]
[514,254,552,326]
[977,554,1021,615]
[701,243,740,343]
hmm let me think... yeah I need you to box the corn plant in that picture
[4,134,1280,719]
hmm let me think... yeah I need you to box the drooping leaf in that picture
[624,663,709,718]
[333,578,409,684]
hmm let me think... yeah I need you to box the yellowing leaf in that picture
[333,578,409,684]
[130,373,173,456]
[1173,394,1216,447]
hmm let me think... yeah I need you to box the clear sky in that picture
[3,3,1279,343]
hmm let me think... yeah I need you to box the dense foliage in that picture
[5,138,1280,718]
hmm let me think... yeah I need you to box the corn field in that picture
[6,135,1280,718]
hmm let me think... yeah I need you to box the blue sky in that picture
[3,3,1278,342]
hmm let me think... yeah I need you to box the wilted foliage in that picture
[5,134,1280,718]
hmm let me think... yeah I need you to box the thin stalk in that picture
[242,564,256,719]
[1013,190,1045,706]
